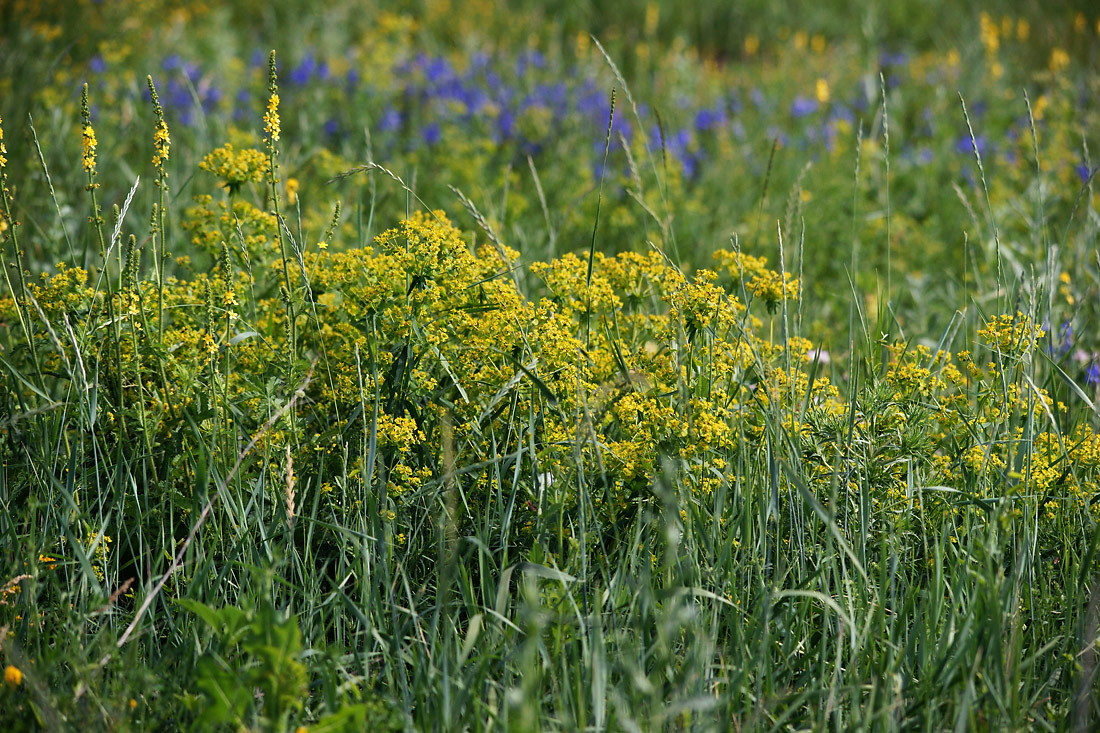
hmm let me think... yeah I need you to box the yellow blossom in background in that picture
[815,78,829,104]
[81,125,97,173]
[0,114,7,169]
[744,35,759,56]
[1016,19,1029,41]
[4,665,21,687]
[1049,48,1070,73]
[810,34,826,53]
[979,12,999,55]
[286,177,299,204]
[1031,94,1048,120]
[644,2,658,36]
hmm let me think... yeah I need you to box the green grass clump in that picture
[2,4,1100,730]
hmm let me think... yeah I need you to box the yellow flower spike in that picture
[264,51,281,150]
[147,76,171,173]
[265,94,280,142]
[80,83,98,177]
[81,125,97,174]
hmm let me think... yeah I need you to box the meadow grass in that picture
[2,2,1100,730]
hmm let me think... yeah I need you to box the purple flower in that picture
[830,104,855,124]
[288,54,318,85]
[379,108,402,132]
[1056,321,1073,357]
[89,55,106,73]
[422,122,442,146]
[791,96,818,118]
[681,154,698,180]
[879,51,908,67]
[425,57,454,85]
[497,109,515,139]
[1087,362,1100,386]
[694,107,725,132]
[956,135,988,156]
[1076,164,1092,183]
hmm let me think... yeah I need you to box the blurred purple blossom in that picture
[791,97,818,118]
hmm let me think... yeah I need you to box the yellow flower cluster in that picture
[198,144,270,191]
[713,248,799,312]
[4,164,1095,544]
[264,93,281,145]
[152,119,170,170]
[81,124,97,173]
[978,312,1044,354]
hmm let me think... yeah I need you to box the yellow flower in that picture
[129,698,137,710]
[152,120,171,170]
[316,241,328,250]
[199,143,269,191]
[82,125,97,173]
[815,78,830,104]
[979,12,999,55]
[265,93,281,144]
[744,35,758,56]
[4,665,21,687]
[286,177,299,204]
[1050,48,1070,73]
